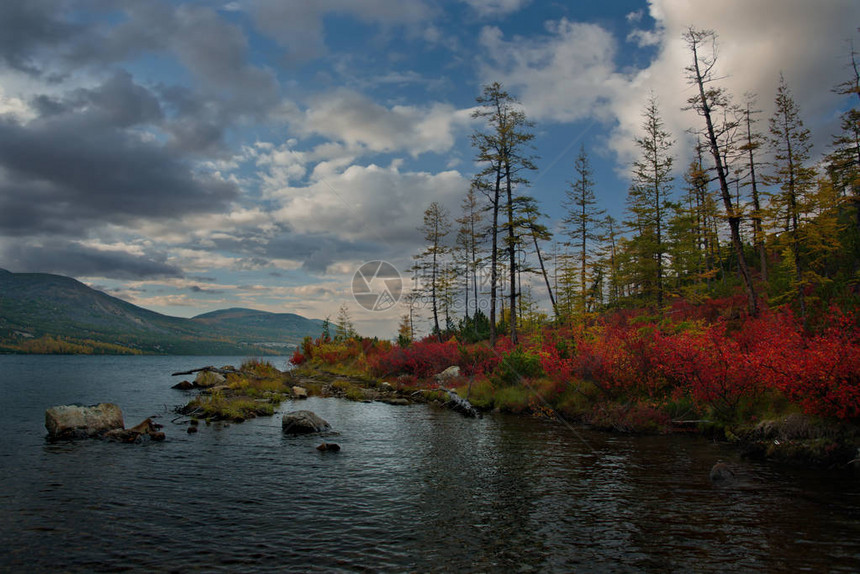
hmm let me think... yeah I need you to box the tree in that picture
[335,303,356,340]
[414,201,451,341]
[520,196,557,318]
[472,82,536,344]
[602,215,622,306]
[396,313,412,348]
[740,93,769,282]
[767,74,816,322]
[827,43,860,277]
[455,185,483,320]
[625,95,674,309]
[563,145,605,315]
[684,27,759,315]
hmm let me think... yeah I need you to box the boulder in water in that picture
[292,386,308,399]
[195,371,226,388]
[172,380,195,390]
[104,418,165,443]
[316,442,341,452]
[282,410,331,434]
[709,462,735,484]
[45,403,124,439]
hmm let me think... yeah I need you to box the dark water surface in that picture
[1,355,859,572]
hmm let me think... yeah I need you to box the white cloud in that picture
[607,0,859,169]
[462,0,532,18]
[297,89,472,157]
[269,163,468,245]
[478,19,627,123]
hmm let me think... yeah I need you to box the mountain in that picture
[191,308,325,350]
[0,269,323,354]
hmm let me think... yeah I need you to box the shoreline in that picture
[288,363,860,471]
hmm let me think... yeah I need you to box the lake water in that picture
[1,355,859,572]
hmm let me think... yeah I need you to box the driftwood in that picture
[439,387,480,418]
[171,366,244,377]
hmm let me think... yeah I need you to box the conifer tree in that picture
[767,75,816,322]
[625,95,674,309]
[472,82,536,344]
[563,145,605,315]
[414,201,451,341]
[684,27,759,315]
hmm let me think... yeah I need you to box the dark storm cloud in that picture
[0,1,83,73]
[241,230,386,273]
[0,74,238,237]
[0,1,281,155]
[3,240,183,279]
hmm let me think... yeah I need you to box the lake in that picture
[1,355,859,572]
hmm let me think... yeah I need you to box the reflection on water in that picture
[1,355,859,572]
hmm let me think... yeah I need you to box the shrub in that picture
[497,347,544,385]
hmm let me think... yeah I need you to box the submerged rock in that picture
[45,403,124,439]
[316,442,341,452]
[104,418,165,443]
[282,410,331,434]
[709,462,735,484]
[381,398,410,406]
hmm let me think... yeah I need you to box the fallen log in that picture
[439,387,480,418]
[171,366,243,377]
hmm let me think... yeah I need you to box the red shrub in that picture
[289,347,306,366]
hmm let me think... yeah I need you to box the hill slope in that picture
[0,269,323,354]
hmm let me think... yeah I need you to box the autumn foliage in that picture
[295,300,860,423]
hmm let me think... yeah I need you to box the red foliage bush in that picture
[289,347,306,366]
[748,308,860,420]
[368,339,460,378]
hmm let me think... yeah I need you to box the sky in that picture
[0,0,857,338]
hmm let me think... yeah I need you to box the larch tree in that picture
[827,43,860,272]
[414,201,451,341]
[626,95,674,309]
[684,27,759,316]
[455,185,483,321]
[767,74,816,323]
[739,93,769,282]
[563,145,605,315]
[520,195,557,319]
[472,82,536,344]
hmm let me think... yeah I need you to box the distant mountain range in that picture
[0,269,324,355]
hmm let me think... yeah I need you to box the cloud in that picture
[298,89,472,157]
[247,0,433,63]
[0,74,238,239]
[1,240,183,279]
[0,0,83,73]
[478,19,627,123]
[270,163,468,244]
[462,0,532,18]
[607,0,859,168]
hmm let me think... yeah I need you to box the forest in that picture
[292,29,860,443]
